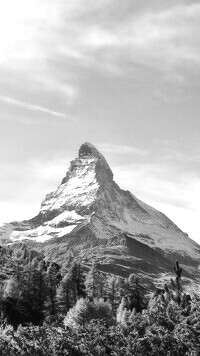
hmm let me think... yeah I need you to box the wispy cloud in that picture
[55,2,200,77]
[1,0,199,110]
[96,143,147,156]
[0,95,66,118]
[0,0,81,108]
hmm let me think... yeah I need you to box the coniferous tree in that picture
[8,249,25,300]
[85,265,107,300]
[4,250,27,303]
[121,308,131,325]
[118,276,129,298]
[56,274,71,314]
[170,261,183,305]
[68,261,86,301]
[64,298,89,329]
[117,296,129,323]
[57,261,86,314]
[106,275,120,310]
[64,298,113,329]
[28,259,46,319]
[85,264,98,300]
[75,262,86,299]
[127,275,146,313]
[97,272,106,298]
[2,249,46,327]
[92,298,112,322]
[45,263,61,317]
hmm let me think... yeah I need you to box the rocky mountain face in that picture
[1,142,200,288]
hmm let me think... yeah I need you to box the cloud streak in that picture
[96,143,148,156]
[0,95,66,118]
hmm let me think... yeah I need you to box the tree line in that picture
[0,244,199,355]
[0,244,147,328]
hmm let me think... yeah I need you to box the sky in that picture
[0,0,200,243]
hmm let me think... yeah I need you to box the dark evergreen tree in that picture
[57,261,86,314]
[45,263,61,317]
[118,276,129,298]
[27,259,46,320]
[127,275,146,313]
[68,261,86,301]
[56,273,72,314]
[85,264,106,300]
[106,275,120,310]
[85,264,96,299]
[170,260,183,305]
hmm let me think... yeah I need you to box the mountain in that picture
[1,142,200,288]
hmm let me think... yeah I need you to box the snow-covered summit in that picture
[40,142,113,219]
[1,142,200,281]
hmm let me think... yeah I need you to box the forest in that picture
[0,244,200,355]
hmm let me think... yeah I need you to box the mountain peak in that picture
[1,142,200,289]
[37,142,114,218]
[78,142,113,182]
[79,142,102,159]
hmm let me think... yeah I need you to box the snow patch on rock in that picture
[48,210,86,227]
[10,224,77,243]
[40,157,99,215]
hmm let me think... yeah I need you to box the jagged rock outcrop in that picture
[1,142,200,287]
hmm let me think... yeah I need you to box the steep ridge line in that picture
[0,142,200,288]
